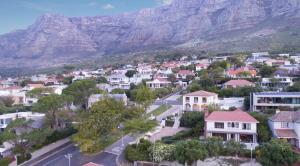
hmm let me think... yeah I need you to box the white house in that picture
[146,78,171,89]
[0,112,45,132]
[260,76,294,91]
[251,92,300,112]
[205,109,259,149]
[183,90,219,111]
[268,111,300,148]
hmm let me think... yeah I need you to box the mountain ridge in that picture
[0,0,300,69]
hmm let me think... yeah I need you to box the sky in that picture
[0,0,174,34]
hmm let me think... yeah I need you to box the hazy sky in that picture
[0,0,173,34]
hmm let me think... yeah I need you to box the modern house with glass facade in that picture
[251,92,300,112]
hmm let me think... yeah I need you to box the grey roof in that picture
[269,111,300,123]
[255,92,300,96]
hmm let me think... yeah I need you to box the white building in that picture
[0,112,45,131]
[183,90,219,111]
[146,78,171,89]
[268,111,300,148]
[251,92,300,112]
[260,76,294,91]
[205,109,259,149]
[219,97,244,110]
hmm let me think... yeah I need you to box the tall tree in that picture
[125,70,137,78]
[32,94,72,129]
[256,139,299,166]
[62,79,98,109]
[72,97,125,153]
[135,85,154,110]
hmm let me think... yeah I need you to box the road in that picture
[25,91,183,166]
[26,135,136,166]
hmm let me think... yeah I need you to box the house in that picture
[219,97,244,110]
[195,63,209,71]
[177,70,194,80]
[251,92,300,112]
[88,93,128,108]
[146,78,171,89]
[205,109,259,149]
[226,67,257,78]
[268,111,300,148]
[265,59,290,67]
[0,112,45,132]
[260,76,294,91]
[223,79,255,89]
[24,84,45,91]
[183,90,219,111]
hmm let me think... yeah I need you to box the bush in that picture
[153,88,172,99]
[17,153,31,165]
[125,139,152,162]
[44,127,77,145]
[149,143,175,162]
[0,157,11,166]
[180,111,204,128]
[161,130,194,144]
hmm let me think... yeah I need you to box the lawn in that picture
[146,104,171,118]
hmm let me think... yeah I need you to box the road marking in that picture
[28,143,75,166]
[42,150,80,166]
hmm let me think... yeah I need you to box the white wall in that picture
[206,121,257,134]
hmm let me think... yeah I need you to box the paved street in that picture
[28,135,136,166]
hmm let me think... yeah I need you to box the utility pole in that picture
[64,153,72,166]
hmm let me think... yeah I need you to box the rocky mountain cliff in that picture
[0,0,300,69]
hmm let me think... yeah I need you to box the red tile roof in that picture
[227,67,257,77]
[275,129,298,138]
[184,90,218,97]
[205,109,259,123]
[224,79,254,87]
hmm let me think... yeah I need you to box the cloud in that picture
[156,0,174,5]
[102,3,115,10]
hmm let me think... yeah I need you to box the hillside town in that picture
[0,52,300,166]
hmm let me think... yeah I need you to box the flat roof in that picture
[254,92,300,96]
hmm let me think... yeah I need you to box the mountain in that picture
[0,0,300,69]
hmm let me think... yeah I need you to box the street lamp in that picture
[118,123,125,147]
[64,153,72,166]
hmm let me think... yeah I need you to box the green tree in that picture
[256,139,299,166]
[174,140,208,165]
[287,81,300,92]
[0,97,14,107]
[135,85,154,110]
[72,98,125,153]
[125,70,137,78]
[259,65,276,77]
[63,79,98,109]
[250,112,272,142]
[32,94,72,129]
[27,88,53,98]
[204,137,224,157]
[96,76,108,84]
[224,140,245,157]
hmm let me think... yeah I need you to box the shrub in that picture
[17,153,31,165]
[0,157,11,166]
[149,143,175,162]
[44,127,77,145]
[180,111,204,128]
[161,130,194,144]
[125,139,152,162]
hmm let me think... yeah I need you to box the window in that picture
[242,123,251,130]
[227,122,239,128]
[186,97,190,102]
[202,97,207,103]
[194,97,198,103]
[281,122,289,128]
[0,119,3,124]
[215,122,224,129]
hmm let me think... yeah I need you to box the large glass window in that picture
[242,123,251,130]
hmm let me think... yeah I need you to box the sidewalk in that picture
[17,138,71,166]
